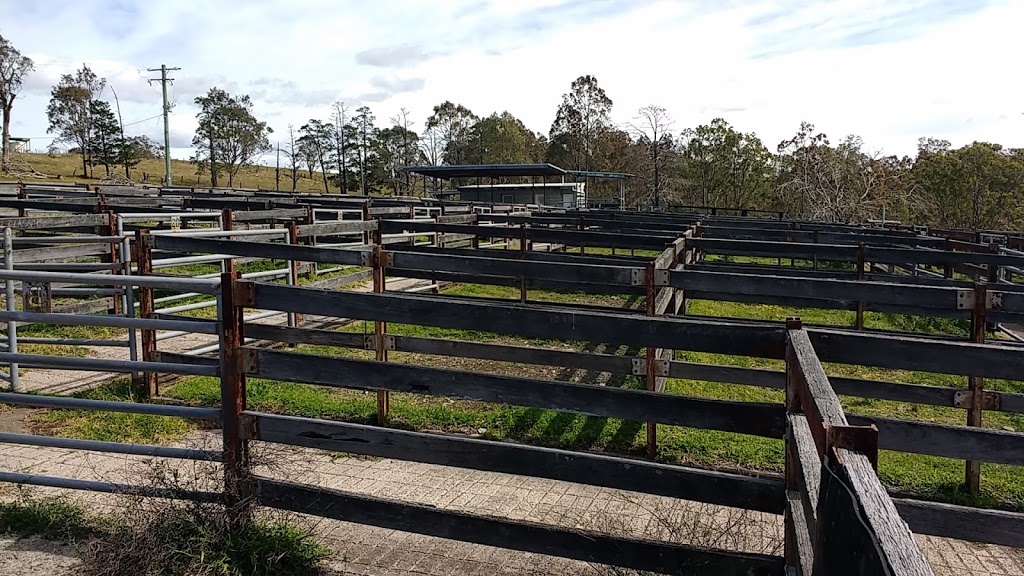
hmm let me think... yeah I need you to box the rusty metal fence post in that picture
[219,271,252,522]
[645,261,657,459]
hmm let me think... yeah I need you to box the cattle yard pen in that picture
[0,181,1022,574]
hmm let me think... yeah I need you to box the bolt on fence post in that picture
[966,282,987,496]
[3,227,19,392]
[219,271,251,523]
[133,229,158,396]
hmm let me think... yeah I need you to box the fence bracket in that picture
[652,269,670,287]
[825,424,879,471]
[239,348,259,375]
[359,250,372,267]
[957,289,1003,310]
[239,413,259,440]
[631,268,644,286]
[232,281,256,307]
[631,358,645,376]
[953,389,1001,411]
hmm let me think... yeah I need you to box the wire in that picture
[122,114,162,127]
[820,453,896,576]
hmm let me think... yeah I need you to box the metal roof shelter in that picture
[403,164,632,208]
[403,164,567,179]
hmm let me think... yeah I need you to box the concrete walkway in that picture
[0,429,1021,575]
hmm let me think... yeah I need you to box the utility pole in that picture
[147,64,180,186]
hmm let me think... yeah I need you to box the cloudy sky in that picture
[2,0,1022,161]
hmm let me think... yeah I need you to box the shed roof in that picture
[403,163,567,179]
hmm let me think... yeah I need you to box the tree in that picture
[470,112,535,167]
[391,108,418,195]
[629,106,674,209]
[88,100,120,176]
[354,106,377,195]
[0,34,33,171]
[547,75,613,171]
[120,135,161,176]
[46,64,106,177]
[191,87,272,188]
[330,101,351,194]
[677,118,773,209]
[298,119,333,193]
[912,141,1024,229]
[379,124,422,195]
[775,123,912,223]
[425,101,477,166]
[284,124,301,192]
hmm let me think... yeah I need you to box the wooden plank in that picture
[788,414,821,533]
[304,269,373,290]
[436,213,477,224]
[14,243,113,263]
[390,243,650,266]
[789,327,847,434]
[295,220,378,237]
[392,335,635,374]
[690,238,859,262]
[248,348,787,438]
[673,270,957,310]
[151,351,219,367]
[257,478,784,576]
[893,498,1024,548]
[867,246,1024,269]
[247,283,788,357]
[251,412,784,513]
[0,214,110,230]
[785,492,814,575]
[847,414,1024,465]
[245,324,366,349]
[151,235,369,267]
[389,251,642,286]
[813,449,933,576]
[231,208,309,222]
[387,267,649,296]
[808,328,1024,381]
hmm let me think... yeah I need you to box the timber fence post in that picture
[372,228,390,424]
[966,281,987,496]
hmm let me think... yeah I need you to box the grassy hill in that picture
[0,152,339,193]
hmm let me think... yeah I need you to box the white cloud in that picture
[2,0,1021,161]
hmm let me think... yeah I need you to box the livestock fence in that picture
[0,185,1022,573]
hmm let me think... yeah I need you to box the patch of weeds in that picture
[85,502,330,576]
[0,494,99,541]
[27,378,198,444]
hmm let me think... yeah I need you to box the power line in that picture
[122,114,163,127]
[147,64,181,185]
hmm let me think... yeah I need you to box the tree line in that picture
[1,32,1022,230]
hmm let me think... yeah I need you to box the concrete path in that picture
[0,430,1021,575]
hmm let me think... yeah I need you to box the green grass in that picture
[0,496,98,541]
[29,379,196,444]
